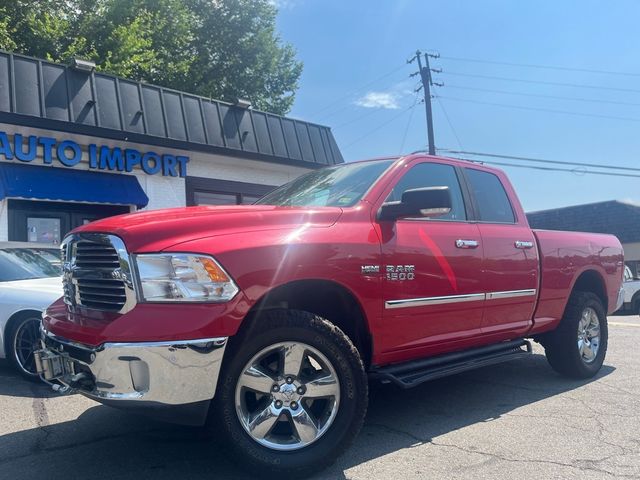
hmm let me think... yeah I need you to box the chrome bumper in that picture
[35,329,227,406]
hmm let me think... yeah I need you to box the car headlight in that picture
[134,253,239,303]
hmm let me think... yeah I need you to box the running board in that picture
[369,339,532,389]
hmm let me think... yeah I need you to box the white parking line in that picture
[609,321,640,327]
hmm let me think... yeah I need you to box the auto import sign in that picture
[0,131,189,177]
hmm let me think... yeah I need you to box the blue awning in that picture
[0,163,149,208]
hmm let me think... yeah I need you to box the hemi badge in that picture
[361,265,380,275]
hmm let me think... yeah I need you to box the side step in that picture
[369,339,532,389]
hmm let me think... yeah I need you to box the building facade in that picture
[527,200,640,275]
[0,51,343,244]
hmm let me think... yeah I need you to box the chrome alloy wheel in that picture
[578,307,601,364]
[234,341,341,451]
[13,318,41,376]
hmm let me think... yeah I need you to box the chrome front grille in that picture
[62,234,137,314]
[75,241,121,269]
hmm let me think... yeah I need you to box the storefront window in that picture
[193,191,239,205]
[27,217,61,244]
[241,195,263,204]
[186,177,275,207]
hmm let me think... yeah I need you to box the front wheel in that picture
[543,291,608,379]
[7,314,42,380]
[212,309,368,477]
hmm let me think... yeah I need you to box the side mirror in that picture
[378,186,452,222]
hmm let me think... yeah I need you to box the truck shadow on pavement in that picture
[0,354,614,480]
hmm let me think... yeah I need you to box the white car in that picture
[0,242,62,379]
[620,265,640,314]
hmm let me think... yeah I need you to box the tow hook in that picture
[44,372,92,395]
[68,372,93,390]
[51,383,72,395]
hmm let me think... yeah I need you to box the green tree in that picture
[0,0,302,115]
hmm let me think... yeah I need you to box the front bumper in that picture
[35,328,227,421]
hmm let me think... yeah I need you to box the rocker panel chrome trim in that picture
[385,293,485,309]
[385,289,537,309]
[485,289,537,300]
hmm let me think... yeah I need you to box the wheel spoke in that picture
[587,325,600,338]
[282,344,306,377]
[305,374,339,398]
[291,406,319,444]
[582,341,594,360]
[239,365,277,394]
[580,313,589,330]
[28,322,38,338]
[24,355,36,372]
[248,405,280,440]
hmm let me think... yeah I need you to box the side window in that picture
[388,163,467,221]
[465,169,515,223]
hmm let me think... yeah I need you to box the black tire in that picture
[632,294,640,315]
[211,309,368,478]
[6,312,42,381]
[543,291,608,379]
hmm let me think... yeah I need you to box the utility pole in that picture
[409,50,443,155]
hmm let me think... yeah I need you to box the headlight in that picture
[134,253,239,302]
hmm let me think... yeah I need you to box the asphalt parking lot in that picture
[1,315,639,480]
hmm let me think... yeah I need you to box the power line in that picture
[445,84,640,108]
[399,94,421,153]
[442,71,640,94]
[438,95,640,123]
[439,149,640,173]
[333,106,387,129]
[448,157,640,179]
[435,96,463,150]
[342,103,418,150]
[438,54,640,78]
[317,77,412,122]
[310,63,408,118]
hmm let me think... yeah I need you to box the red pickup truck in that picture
[36,154,624,476]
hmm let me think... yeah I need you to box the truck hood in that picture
[72,205,343,252]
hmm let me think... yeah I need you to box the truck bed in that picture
[531,229,623,334]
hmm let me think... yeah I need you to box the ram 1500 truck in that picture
[35,154,624,477]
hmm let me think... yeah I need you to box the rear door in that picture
[463,167,539,337]
[378,161,485,359]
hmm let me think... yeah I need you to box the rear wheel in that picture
[543,291,608,379]
[212,309,368,477]
[7,313,42,380]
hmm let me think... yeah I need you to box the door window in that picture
[465,169,515,223]
[388,163,467,221]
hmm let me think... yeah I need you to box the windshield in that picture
[256,160,395,207]
[0,248,62,282]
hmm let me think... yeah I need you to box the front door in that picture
[377,161,485,361]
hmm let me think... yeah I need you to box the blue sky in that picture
[275,0,640,212]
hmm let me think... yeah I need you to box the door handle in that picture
[455,239,479,249]
[514,240,534,249]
